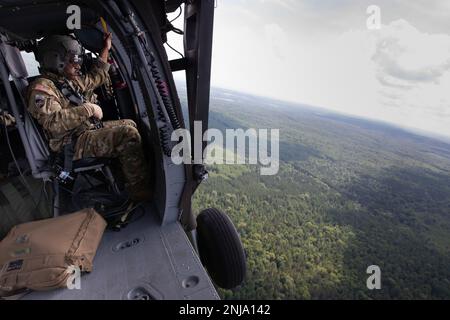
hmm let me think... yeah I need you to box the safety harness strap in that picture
[41,77,85,180]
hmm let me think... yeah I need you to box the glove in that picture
[0,112,16,127]
[83,103,103,120]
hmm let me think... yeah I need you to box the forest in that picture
[186,87,450,299]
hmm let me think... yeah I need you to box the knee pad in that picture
[122,119,137,128]
[122,126,142,146]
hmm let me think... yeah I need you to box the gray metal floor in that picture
[22,204,220,300]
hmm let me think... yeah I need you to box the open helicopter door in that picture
[167,0,216,232]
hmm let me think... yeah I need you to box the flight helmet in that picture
[35,35,84,74]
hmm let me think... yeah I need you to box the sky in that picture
[166,0,450,139]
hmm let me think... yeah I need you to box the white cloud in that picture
[264,23,288,61]
[166,1,450,138]
[370,20,450,136]
[373,20,450,85]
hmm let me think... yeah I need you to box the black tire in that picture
[196,208,247,289]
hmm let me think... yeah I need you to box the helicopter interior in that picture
[0,9,159,225]
[0,0,218,232]
[0,0,223,300]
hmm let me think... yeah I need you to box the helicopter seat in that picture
[8,75,118,188]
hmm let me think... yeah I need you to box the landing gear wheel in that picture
[196,208,247,289]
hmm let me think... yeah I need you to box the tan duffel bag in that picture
[0,208,106,297]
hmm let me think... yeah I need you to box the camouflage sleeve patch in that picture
[32,84,58,98]
[28,90,55,114]
[34,94,45,108]
[27,87,91,138]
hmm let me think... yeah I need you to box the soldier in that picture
[27,34,151,203]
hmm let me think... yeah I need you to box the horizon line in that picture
[173,79,450,145]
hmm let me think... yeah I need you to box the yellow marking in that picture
[100,17,108,33]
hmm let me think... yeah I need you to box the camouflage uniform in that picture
[26,59,149,198]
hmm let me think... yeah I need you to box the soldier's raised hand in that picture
[100,32,112,63]
[104,32,112,51]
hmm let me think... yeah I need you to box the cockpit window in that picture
[21,51,40,77]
